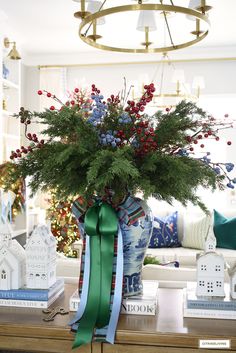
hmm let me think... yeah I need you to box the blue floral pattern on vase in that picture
[72,195,153,298]
[119,196,153,297]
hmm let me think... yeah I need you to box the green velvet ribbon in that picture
[73,202,118,349]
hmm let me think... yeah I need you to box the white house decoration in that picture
[196,229,225,298]
[26,225,57,289]
[0,223,26,290]
[204,226,216,253]
[228,263,236,300]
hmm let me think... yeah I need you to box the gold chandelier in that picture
[132,52,205,109]
[73,0,211,53]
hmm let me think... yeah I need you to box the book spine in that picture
[69,297,157,316]
[183,308,236,320]
[120,300,157,315]
[0,287,64,309]
[0,281,64,301]
[187,301,236,311]
[0,298,48,308]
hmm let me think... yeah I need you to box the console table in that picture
[0,284,235,353]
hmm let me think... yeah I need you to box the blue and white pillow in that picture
[148,211,180,248]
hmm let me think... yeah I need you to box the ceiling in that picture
[0,0,236,64]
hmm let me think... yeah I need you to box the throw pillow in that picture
[214,210,236,249]
[148,211,180,248]
[182,214,211,250]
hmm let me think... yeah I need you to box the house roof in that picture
[26,225,56,248]
[197,251,225,263]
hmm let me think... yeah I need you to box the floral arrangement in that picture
[7,83,235,211]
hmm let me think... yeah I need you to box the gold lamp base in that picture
[74,11,91,19]
[196,5,212,12]
[87,34,102,41]
[141,41,153,47]
[191,30,204,36]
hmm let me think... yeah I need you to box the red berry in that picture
[193,140,198,144]
[50,106,55,111]
[207,130,212,136]
[74,88,79,93]
[227,141,232,145]
[10,155,14,160]
[224,113,229,118]
[190,147,194,152]
[215,137,220,141]
[71,100,75,105]
[33,134,36,138]
[17,153,22,158]
[198,135,202,139]
[47,92,51,97]
[37,90,43,95]
[40,139,45,144]
[200,144,205,148]
[204,134,209,138]
[16,149,20,153]
[165,108,170,112]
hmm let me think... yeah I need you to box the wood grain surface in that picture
[0,285,235,353]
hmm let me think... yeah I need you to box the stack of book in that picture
[183,283,236,320]
[0,278,64,309]
[70,280,159,316]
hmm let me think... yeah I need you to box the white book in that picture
[0,286,64,309]
[70,280,158,316]
[183,307,236,320]
[183,288,236,320]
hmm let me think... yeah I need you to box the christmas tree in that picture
[47,195,80,257]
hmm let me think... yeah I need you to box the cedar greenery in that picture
[7,84,230,212]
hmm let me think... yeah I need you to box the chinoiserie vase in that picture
[72,194,153,298]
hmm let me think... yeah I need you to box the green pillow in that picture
[213,210,236,249]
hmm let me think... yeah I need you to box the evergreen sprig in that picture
[7,84,234,210]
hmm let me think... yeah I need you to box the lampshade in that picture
[87,1,105,25]
[172,69,185,84]
[187,0,212,19]
[8,43,21,60]
[192,76,205,89]
[136,10,157,32]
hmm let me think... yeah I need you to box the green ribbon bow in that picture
[73,202,118,348]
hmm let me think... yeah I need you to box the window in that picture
[200,264,207,271]
[215,265,221,272]
[234,284,236,292]
[199,280,205,287]
[207,281,213,293]
[1,270,6,280]
[216,281,222,287]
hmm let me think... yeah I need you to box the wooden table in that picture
[0,284,235,353]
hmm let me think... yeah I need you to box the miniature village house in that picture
[0,223,26,290]
[228,264,236,300]
[26,225,57,289]
[196,228,225,297]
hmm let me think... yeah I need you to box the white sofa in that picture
[143,203,236,287]
[55,204,236,288]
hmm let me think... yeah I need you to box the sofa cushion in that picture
[148,211,180,248]
[146,246,236,267]
[214,209,236,250]
[182,214,211,250]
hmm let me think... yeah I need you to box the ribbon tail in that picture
[96,234,114,328]
[72,236,101,349]
[106,225,124,344]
